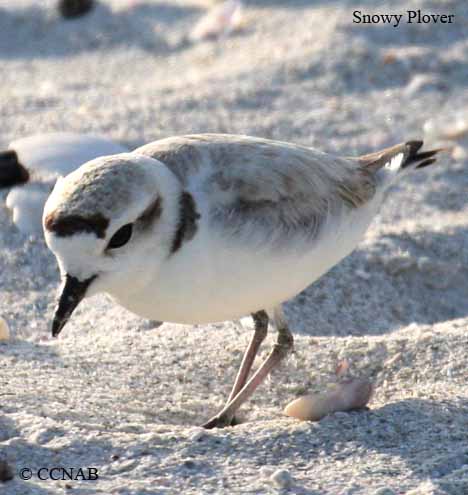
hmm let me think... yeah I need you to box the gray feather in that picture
[136,134,377,243]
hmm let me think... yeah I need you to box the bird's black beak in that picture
[51,274,96,337]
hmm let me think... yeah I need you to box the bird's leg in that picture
[227,310,269,404]
[202,306,293,429]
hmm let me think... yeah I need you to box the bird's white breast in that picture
[110,192,383,325]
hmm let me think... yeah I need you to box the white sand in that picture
[1,1,467,493]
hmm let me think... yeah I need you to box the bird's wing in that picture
[135,134,377,243]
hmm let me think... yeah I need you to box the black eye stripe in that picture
[107,223,133,249]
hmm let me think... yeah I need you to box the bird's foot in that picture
[201,412,237,429]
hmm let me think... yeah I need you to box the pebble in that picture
[0,460,13,482]
[0,317,10,341]
[270,469,293,488]
[189,429,207,442]
[183,459,196,469]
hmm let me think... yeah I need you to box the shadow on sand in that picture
[282,220,468,338]
[0,339,61,364]
[0,2,200,59]
[0,420,113,493]
[173,397,468,493]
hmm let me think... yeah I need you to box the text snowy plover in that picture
[353,10,454,28]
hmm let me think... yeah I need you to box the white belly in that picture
[114,198,381,324]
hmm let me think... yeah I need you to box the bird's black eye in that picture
[107,223,133,249]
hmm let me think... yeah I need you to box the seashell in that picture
[284,379,373,421]
[190,0,244,42]
[424,113,468,141]
[452,145,467,161]
[334,358,349,377]
[404,74,444,97]
[0,317,11,342]
[384,352,402,368]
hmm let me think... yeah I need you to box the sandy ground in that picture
[1,0,467,493]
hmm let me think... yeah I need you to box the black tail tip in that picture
[0,150,29,188]
[416,158,437,169]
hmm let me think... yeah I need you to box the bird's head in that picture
[43,152,180,337]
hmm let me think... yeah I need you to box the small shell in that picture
[452,145,467,161]
[384,352,402,368]
[190,0,244,41]
[0,317,10,341]
[284,379,373,421]
[424,114,468,141]
[335,359,349,377]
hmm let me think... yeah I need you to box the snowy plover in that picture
[0,133,127,235]
[43,134,441,428]
[58,0,95,19]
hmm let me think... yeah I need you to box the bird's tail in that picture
[0,150,29,188]
[357,140,443,173]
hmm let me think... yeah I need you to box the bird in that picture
[0,133,128,236]
[42,133,441,428]
[58,0,95,19]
